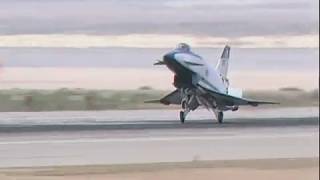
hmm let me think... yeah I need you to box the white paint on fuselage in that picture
[174,52,227,93]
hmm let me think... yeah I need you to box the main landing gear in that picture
[217,111,223,124]
[213,110,224,124]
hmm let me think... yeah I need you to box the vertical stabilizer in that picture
[216,45,230,78]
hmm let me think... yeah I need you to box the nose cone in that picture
[163,52,182,74]
[163,52,176,64]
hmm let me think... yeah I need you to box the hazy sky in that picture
[0,0,318,47]
[0,0,318,89]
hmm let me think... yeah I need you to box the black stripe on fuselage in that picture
[184,61,204,66]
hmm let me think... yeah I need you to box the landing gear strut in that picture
[217,112,223,124]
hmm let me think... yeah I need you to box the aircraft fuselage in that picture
[163,50,227,93]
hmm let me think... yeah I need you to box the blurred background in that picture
[0,0,318,111]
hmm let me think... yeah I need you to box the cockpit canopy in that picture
[175,43,191,52]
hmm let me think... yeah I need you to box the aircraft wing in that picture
[145,89,182,105]
[201,86,278,107]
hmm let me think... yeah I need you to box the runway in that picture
[0,108,318,168]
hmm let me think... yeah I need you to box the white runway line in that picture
[0,133,317,145]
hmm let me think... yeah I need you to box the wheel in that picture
[218,112,223,124]
[180,111,185,124]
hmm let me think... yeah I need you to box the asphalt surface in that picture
[0,108,318,168]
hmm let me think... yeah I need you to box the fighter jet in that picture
[147,43,277,123]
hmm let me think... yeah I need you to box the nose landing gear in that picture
[180,99,190,124]
[180,111,186,123]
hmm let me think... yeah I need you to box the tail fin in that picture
[216,45,230,78]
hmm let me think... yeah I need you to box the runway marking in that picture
[0,133,317,145]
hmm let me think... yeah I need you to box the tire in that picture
[218,112,223,124]
[180,111,185,124]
